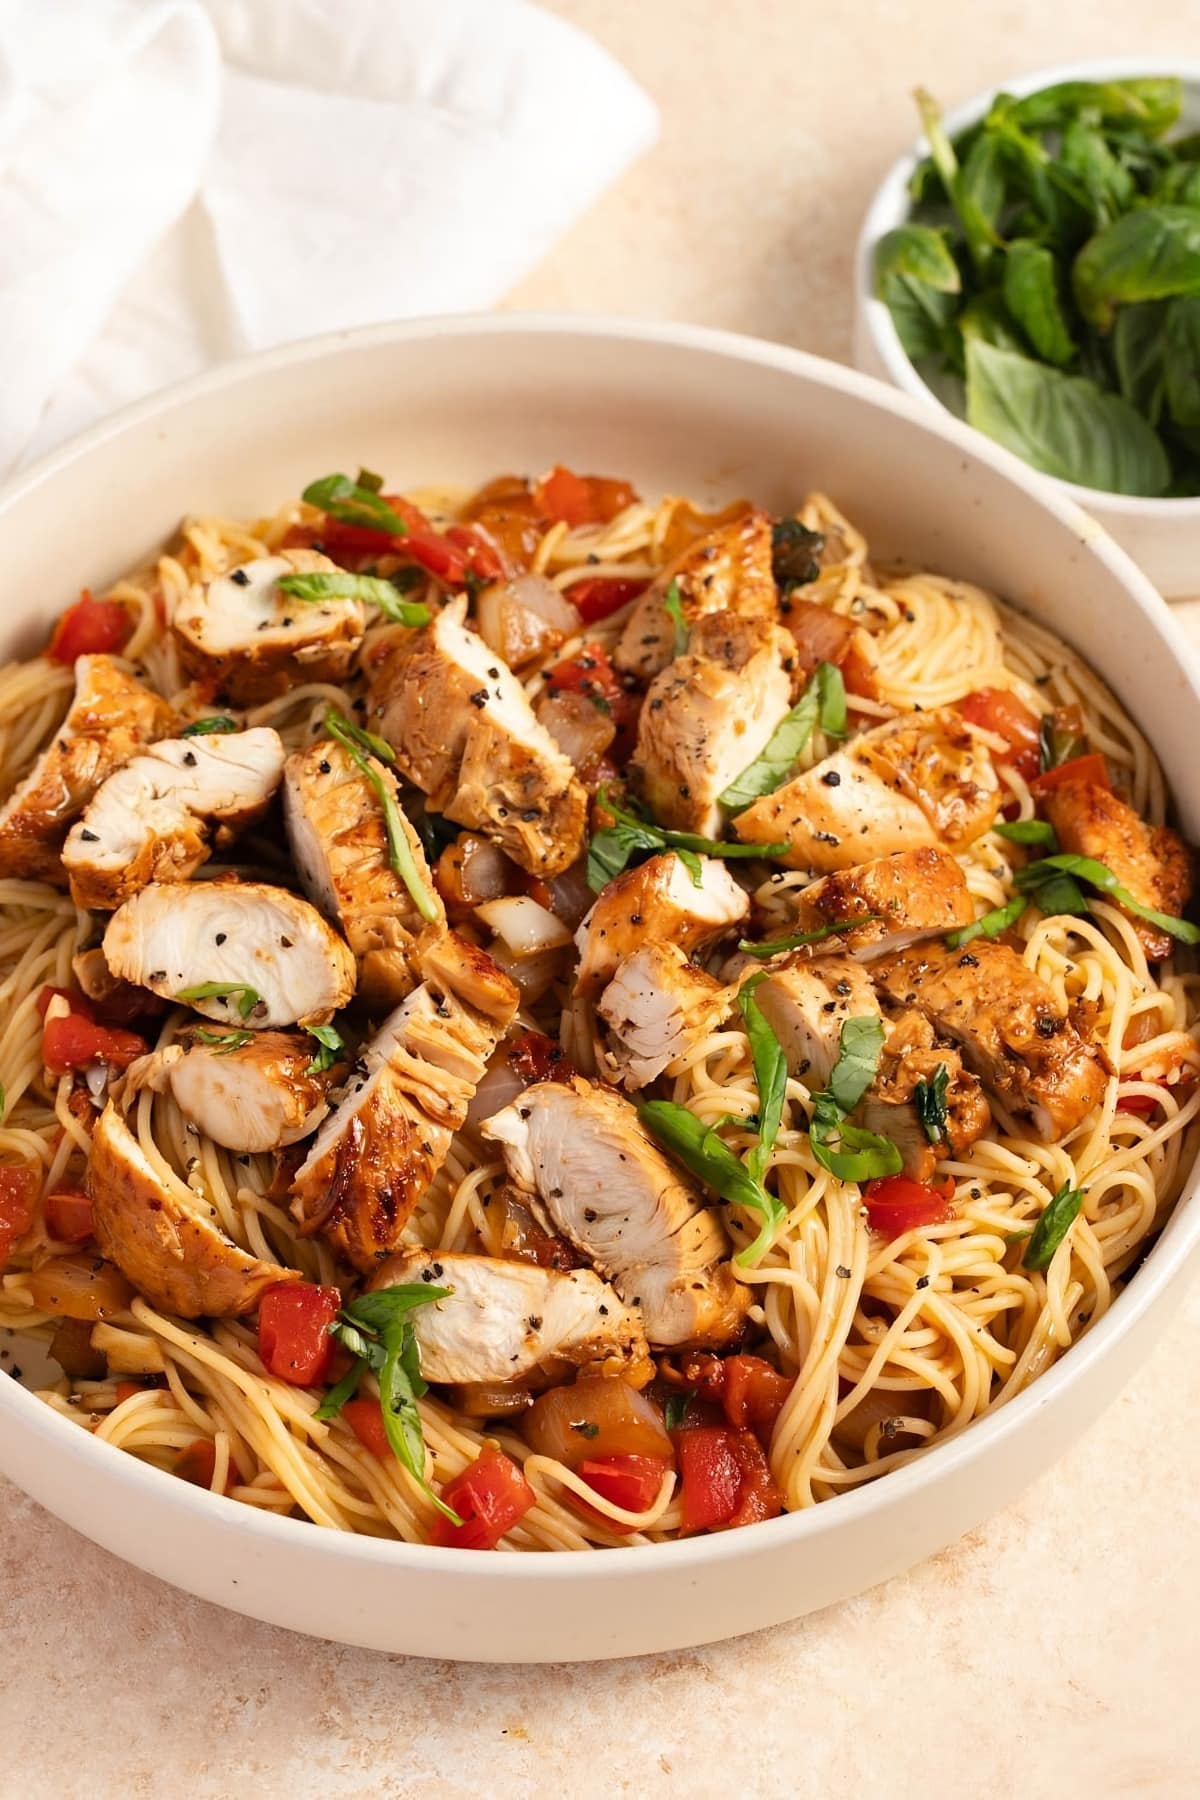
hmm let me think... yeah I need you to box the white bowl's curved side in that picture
[852,56,1200,598]
[1,314,1198,1662]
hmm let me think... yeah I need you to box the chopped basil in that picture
[639,1099,787,1267]
[664,1390,695,1431]
[914,1063,950,1145]
[738,976,787,1187]
[356,466,385,493]
[275,569,431,627]
[181,715,239,738]
[325,711,440,923]
[662,579,689,658]
[323,710,395,766]
[176,981,261,1020]
[586,786,789,894]
[720,661,846,811]
[301,473,410,537]
[827,1015,885,1113]
[1038,712,1087,772]
[1022,1182,1085,1270]
[771,518,825,590]
[738,914,883,959]
[993,817,1058,846]
[1016,852,1200,943]
[193,1028,255,1055]
[944,892,1029,948]
[570,1419,601,1439]
[808,1095,903,1183]
[304,1022,345,1074]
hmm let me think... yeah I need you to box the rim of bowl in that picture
[2,309,1199,1583]
[854,53,1200,520]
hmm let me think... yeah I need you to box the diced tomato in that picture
[718,1356,794,1442]
[38,984,86,1020]
[0,1164,38,1269]
[258,1281,340,1385]
[532,465,637,528]
[1117,1088,1161,1117]
[343,1396,391,1460]
[576,1453,668,1533]
[431,1445,536,1550]
[45,1188,95,1244]
[289,494,505,590]
[567,575,649,624]
[444,523,506,584]
[115,1381,147,1405]
[48,591,133,664]
[507,1028,574,1085]
[176,1439,218,1488]
[675,1424,782,1534]
[1029,752,1111,797]
[864,1174,957,1239]
[958,687,1042,782]
[42,1010,148,1077]
[545,643,641,759]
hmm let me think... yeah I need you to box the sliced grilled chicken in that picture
[574,851,749,1000]
[103,880,356,1028]
[750,954,880,1088]
[873,940,1107,1141]
[734,707,1000,871]
[856,1011,990,1181]
[290,935,518,1269]
[89,1102,297,1318]
[0,656,174,882]
[366,598,586,876]
[631,612,794,836]
[596,943,731,1090]
[165,1029,333,1153]
[366,1248,654,1389]
[482,1077,751,1349]
[776,848,975,961]
[172,550,364,704]
[283,738,445,1011]
[614,510,777,681]
[61,727,285,910]
[1041,777,1193,963]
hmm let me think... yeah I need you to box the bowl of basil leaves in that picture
[854,59,1200,598]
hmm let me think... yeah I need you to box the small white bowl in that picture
[853,56,1200,599]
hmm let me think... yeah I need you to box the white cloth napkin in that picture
[0,0,657,474]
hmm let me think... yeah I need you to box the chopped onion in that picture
[476,894,572,959]
[434,832,520,920]
[536,690,615,770]
[475,574,579,671]
[488,941,566,1004]
[545,860,594,930]
[465,1049,528,1134]
[444,1381,534,1419]
[27,1253,133,1322]
[91,1320,166,1375]
[510,573,580,633]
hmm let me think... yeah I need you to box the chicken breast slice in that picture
[165,1028,333,1153]
[631,612,795,837]
[595,942,731,1091]
[103,880,357,1028]
[61,727,285,910]
[750,954,880,1089]
[366,1248,654,1389]
[482,1077,751,1350]
[88,1102,297,1318]
[366,598,586,877]
[172,550,365,704]
[734,708,1000,871]
[0,655,175,882]
[614,511,777,681]
[776,848,976,961]
[856,1010,991,1182]
[872,940,1107,1141]
[283,738,446,1011]
[290,935,518,1269]
[1041,777,1193,963]
[574,851,749,1000]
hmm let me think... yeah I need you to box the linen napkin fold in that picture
[0,0,658,473]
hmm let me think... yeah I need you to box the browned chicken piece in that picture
[1041,777,1194,963]
[89,1102,297,1318]
[366,597,586,876]
[165,1029,333,1154]
[778,848,976,961]
[595,942,731,1090]
[0,656,175,882]
[856,1010,991,1181]
[614,511,777,681]
[290,934,518,1269]
[631,612,795,837]
[873,940,1107,1141]
[62,727,285,910]
[172,550,365,704]
[574,851,749,1001]
[366,1248,654,1389]
[283,738,446,1011]
[734,707,1000,871]
[482,1076,752,1350]
[749,954,880,1089]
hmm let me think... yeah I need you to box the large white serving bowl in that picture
[1,315,1198,1662]
[852,57,1200,600]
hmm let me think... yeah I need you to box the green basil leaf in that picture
[828,1014,885,1113]
[1007,78,1181,135]
[639,1100,786,1267]
[944,893,1029,947]
[771,518,826,591]
[993,818,1057,846]
[1112,302,1168,424]
[181,715,239,738]
[313,1360,361,1420]
[664,1390,695,1431]
[1154,162,1200,206]
[356,466,385,493]
[1015,853,1200,943]
[176,981,261,1020]
[719,661,842,810]
[587,787,789,892]
[914,1063,950,1146]
[662,579,689,658]
[1022,1181,1085,1270]
[1003,240,1076,366]
[1031,872,1091,917]
[958,290,1029,356]
[965,338,1170,497]
[192,1027,255,1055]
[1164,295,1200,429]
[808,1095,903,1183]
[302,473,410,537]
[1074,206,1200,333]
[953,130,1007,273]
[738,979,788,1185]
[1060,117,1135,226]
[304,1022,345,1074]
[874,223,964,350]
[325,711,439,922]
[276,570,431,627]
[737,914,883,959]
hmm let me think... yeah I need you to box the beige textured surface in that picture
[5,3,1200,1793]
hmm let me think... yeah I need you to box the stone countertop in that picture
[4,4,1199,1793]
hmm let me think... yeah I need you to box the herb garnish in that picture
[302,473,410,536]
[315,1285,460,1522]
[771,518,825,590]
[738,914,883,960]
[1015,852,1200,943]
[662,579,689,658]
[639,1098,787,1269]
[1022,1181,1085,1270]
[193,1027,255,1055]
[993,817,1058,846]
[585,786,790,894]
[914,1063,950,1145]
[944,892,1031,948]
[720,661,847,811]
[181,715,239,738]
[806,1016,903,1183]
[176,981,262,1020]
[664,1390,695,1431]
[304,1023,345,1074]
[276,570,430,627]
[325,710,440,923]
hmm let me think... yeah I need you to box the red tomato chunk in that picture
[258,1282,340,1385]
[675,1424,782,1534]
[48,592,133,663]
[432,1446,536,1550]
[864,1174,956,1238]
[0,1165,38,1269]
[957,687,1042,783]
[45,1188,95,1244]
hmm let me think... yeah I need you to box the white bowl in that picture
[2,315,1199,1662]
[853,57,1200,600]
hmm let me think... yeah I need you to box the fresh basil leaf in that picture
[1030,872,1090,917]
[1003,240,1076,366]
[322,709,395,765]
[994,818,1058,846]
[1007,78,1181,136]
[181,715,239,737]
[771,518,826,591]
[313,1361,361,1420]
[329,1318,386,1372]
[193,1027,255,1055]
[958,290,1029,356]
[1023,1181,1085,1270]
[302,473,410,537]
[738,979,788,1185]
[1154,162,1200,206]
[304,1023,344,1074]
[661,579,689,658]
[1060,118,1134,226]
[675,847,704,888]
[340,1286,451,1335]
[914,1063,950,1146]
[719,661,844,811]
[953,129,1008,273]
[874,223,963,358]
[639,1100,786,1267]
[1164,295,1200,429]
[737,914,883,959]
[325,711,440,923]
[276,570,431,627]
[586,787,789,894]
[1112,301,1168,423]
[944,893,1029,947]
[965,338,1170,497]
[1074,206,1200,333]
[1015,853,1200,943]
[356,466,385,493]
[664,1390,695,1431]
[808,1095,903,1183]
[176,981,261,1020]
[828,1015,885,1113]
[585,822,656,893]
